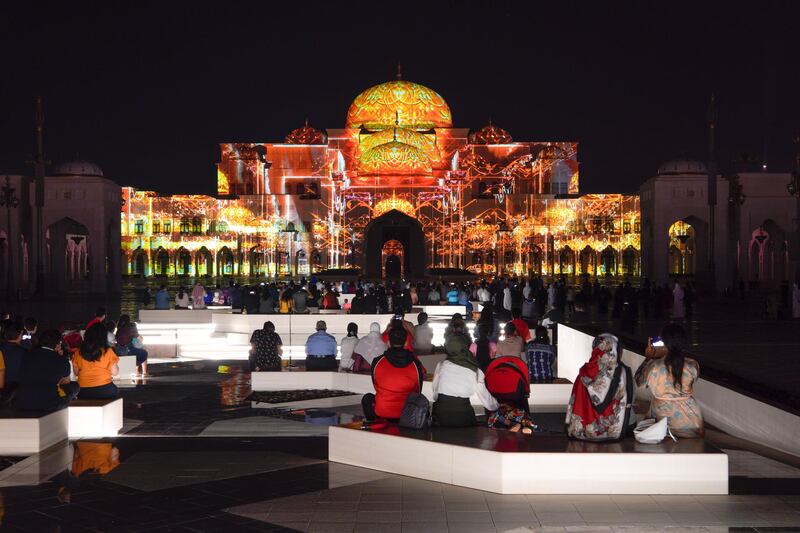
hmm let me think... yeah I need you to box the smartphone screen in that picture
[651,336,664,347]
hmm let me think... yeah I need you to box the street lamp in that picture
[0,176,20,295]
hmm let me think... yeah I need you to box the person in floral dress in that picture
[635,324,704,438]
[249,321,283,371]
[565,333,634,441]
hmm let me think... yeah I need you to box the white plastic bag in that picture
[634,417,676,444]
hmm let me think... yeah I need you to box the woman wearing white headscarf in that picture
[351,322,386,373]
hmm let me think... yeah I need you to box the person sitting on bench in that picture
[484,356,534,434]
[565,333,634,441]
[431,334,498,427]
[73,324,119,399]
[0,322,26,405]
[15,329,80,411]
[351,322,386,373]
[362,327,424,422]
[304,320,338,371]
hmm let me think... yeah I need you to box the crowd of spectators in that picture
[0,307,149,412]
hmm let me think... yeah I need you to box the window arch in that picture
[668,220,695,275]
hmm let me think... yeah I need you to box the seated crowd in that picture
[258,299,705,441]
[0,307,150,412]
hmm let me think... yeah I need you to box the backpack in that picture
[398,392,431,429]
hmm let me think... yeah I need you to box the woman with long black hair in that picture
[470,323,496,371]
[73,323,119,399]
[635,324,704,438]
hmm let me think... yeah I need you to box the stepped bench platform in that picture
[251,368,572,412]
[0,408,68,456]
[329,423,728,495]
[68,398,123,438]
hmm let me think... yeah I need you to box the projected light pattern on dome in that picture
[346,80,452,130]
[360,141,432,175]
[358,128,439,163]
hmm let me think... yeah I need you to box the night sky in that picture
[1,1,798,195]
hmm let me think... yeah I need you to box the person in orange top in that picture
[72,323,119,399]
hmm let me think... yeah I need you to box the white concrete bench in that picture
[68,398,123,438]
[329,425,729,495]
[0,408,69,455]
[116,355,137,379]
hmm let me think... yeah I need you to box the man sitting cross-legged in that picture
[361,327,425,422]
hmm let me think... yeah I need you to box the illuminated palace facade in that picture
[121,79,640,279]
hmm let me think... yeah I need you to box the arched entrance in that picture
[132,248,147,276]
[176,247,191,276]
[599,246,616,276]
[46,217,90,292]
[217,246,234,276]
[196,246,213,276]
[621,246,639,276]
[558,246,575,275]
[668,220,695,275]
[363,209,426,279]
[382,239,404,278]
[579,246,596,276]
[154,247,169,275]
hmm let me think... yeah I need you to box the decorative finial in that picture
[396,61,402,80]
[305,118,309,127]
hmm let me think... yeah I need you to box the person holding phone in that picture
[635,324,704,438]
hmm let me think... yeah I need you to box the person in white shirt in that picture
[522,281,532,300]
[175,288,191,309]
[432,334,498,427]
[413,312,434,355]
[477,285,491,305]
[338,322,359,372]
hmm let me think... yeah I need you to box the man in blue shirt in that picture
[446,285,459,304]
[155,285,171,310]
[305,320,338,371]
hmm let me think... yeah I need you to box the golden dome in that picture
[346,80,453,131]
[469,123,512,144]
[285,122,327,144]
[359,141,432,175]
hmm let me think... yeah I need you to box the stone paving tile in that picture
[308,523,355,533]
[355,510,402,523]
[312,511,358,523]
[447,523,497,533]
[401,510,446,522]
[445,510,495,523]
[491,509,538,522]
[401,523,449,533]
[353,523,402,533]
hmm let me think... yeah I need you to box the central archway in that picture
[363,209,426,279]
